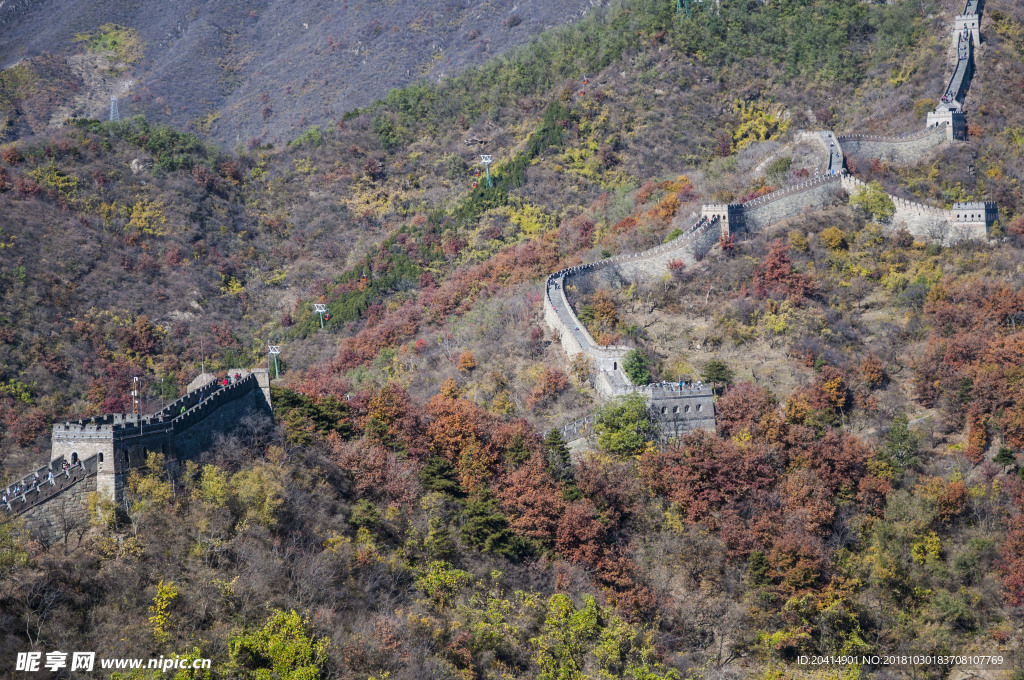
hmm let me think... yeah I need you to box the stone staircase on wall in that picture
[3,454,97,516]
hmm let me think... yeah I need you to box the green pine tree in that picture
[459,490,525,559]
[543,429,574,483]
[420,456,463,496]
[995,447,1017,470]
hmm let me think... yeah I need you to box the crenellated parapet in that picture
[554,384,716,445]
[841,173,995,241]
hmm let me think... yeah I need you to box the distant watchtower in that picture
[702,204,743,238]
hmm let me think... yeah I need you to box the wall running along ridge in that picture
[545,0,997,439]
[540,213,724,405]
[838,127,950,163]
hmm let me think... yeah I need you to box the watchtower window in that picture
[661,406,667,414]
[673,406,679,414]
[613,362,617,371]
[684,405,690,413]
[71,452,79,464]
[696,404,702,412]
[99,453,104,463]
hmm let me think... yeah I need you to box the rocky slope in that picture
[0,0,602,146]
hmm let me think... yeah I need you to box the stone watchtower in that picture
[951,201,998,239]
[702,204,744,238]
[643,384,716,442]
[926,110,967,140]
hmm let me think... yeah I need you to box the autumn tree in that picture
[965,404,988,464]
[640,431,775,522]
[498,453,565,544]
[860,354,886,389]
[752,239,815,302]
[715,381,777,439]
[457,350,476,373]
[820,226,846,251]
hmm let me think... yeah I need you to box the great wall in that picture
[544,0,996,442]
[0,0,998,535]
[2,370,272,540]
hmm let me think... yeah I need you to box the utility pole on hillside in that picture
[314,303,328,329]
[479,155,494,188]
[110,96,120,123]
[268,345,281,380]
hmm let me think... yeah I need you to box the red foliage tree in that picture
[715,382,778,440]
[555,500,609,565]
[1,145,22,165]
[527,367,568,410]
[498,453,564,543]
[752,239,815,302]
[639,431,776,523]
[575,455,640,530]
[365,383,426,458]
[329,437,418,506]
[966,404,988,463]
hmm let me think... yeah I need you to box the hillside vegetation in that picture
[3,0,1024,678]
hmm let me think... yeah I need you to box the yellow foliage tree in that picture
[128,200,169,236]
[148,579,178,645]
[732,100,790,152]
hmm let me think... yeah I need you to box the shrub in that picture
[820,226,847,250]
[1,145,23,165]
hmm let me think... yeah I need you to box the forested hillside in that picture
[3,0,1024,677]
